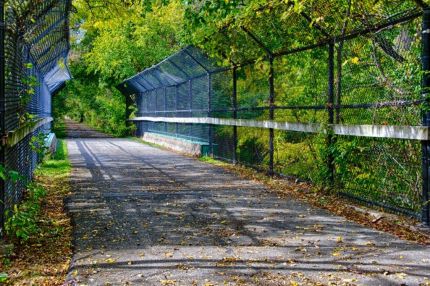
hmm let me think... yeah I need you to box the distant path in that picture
[64,119,112,138]
[64,121,430,285]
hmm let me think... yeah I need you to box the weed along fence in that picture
[118,2,430,225]
[0,0,71,235]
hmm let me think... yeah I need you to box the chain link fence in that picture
[118,3,430,225]
[0,0,71,235]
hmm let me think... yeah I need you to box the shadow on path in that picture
[64,122,430,285]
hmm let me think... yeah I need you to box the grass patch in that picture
[37,140,70,177]
[1,140,73,285]
[199,156,229,167]
[52,118,67,139]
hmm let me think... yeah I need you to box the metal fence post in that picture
[327,42,335,187]
[208,73,213,157]
[189,80,192,139]
[422,8,430,226]
[335,45,343,124]
[147,92,150,115]
[0,0,5,236]
[0,0,4,135]
[268,56,275,176]
[241,26,275,174]
[175,85,179,137]
[125,94,133,129]
[163,87,167,133]
[189,80,193,113]
[232,66,238,164]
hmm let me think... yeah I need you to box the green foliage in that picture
[82,1,184,81]
[2,140,70,243]
[5,183,47,242]
[18,63,39,125]
[36,140,70,178]
[237,135,267,165]
[0,165,24,183]
[0,273,8,283]
[52,118,67,139]
[56,0,185,136]
[30,133,49,160]
[54,60,129,136]
[1,138,68,243]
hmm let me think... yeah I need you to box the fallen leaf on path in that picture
[160,279,177,285]
[396,273,407,279]
[105,258,116,263]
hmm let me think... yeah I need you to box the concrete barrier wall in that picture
[142,132,203,157]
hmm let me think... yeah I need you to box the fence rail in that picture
[131,117,430,141]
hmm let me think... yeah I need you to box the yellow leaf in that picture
[105,258,116,263]
[351,57,360,64]
[365,241,375,246]
[396,273,407,279]
[160,279,177,285]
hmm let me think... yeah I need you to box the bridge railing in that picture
[0,0,71,235]
[119,2,430,225]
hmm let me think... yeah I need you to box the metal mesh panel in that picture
[339,19,421,126]
[274,131,321,181]
[211,70,233,118]
[191,76,209,117]
[236,127,270,171]
[2,125,46,220]
[0,1,71,233]
[213,125,234,162]
[177,82,190,114]
[166,86,176,114]
[274,47,328,124]
[334,136,421,214]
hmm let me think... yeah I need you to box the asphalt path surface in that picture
[64,121,430,285]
